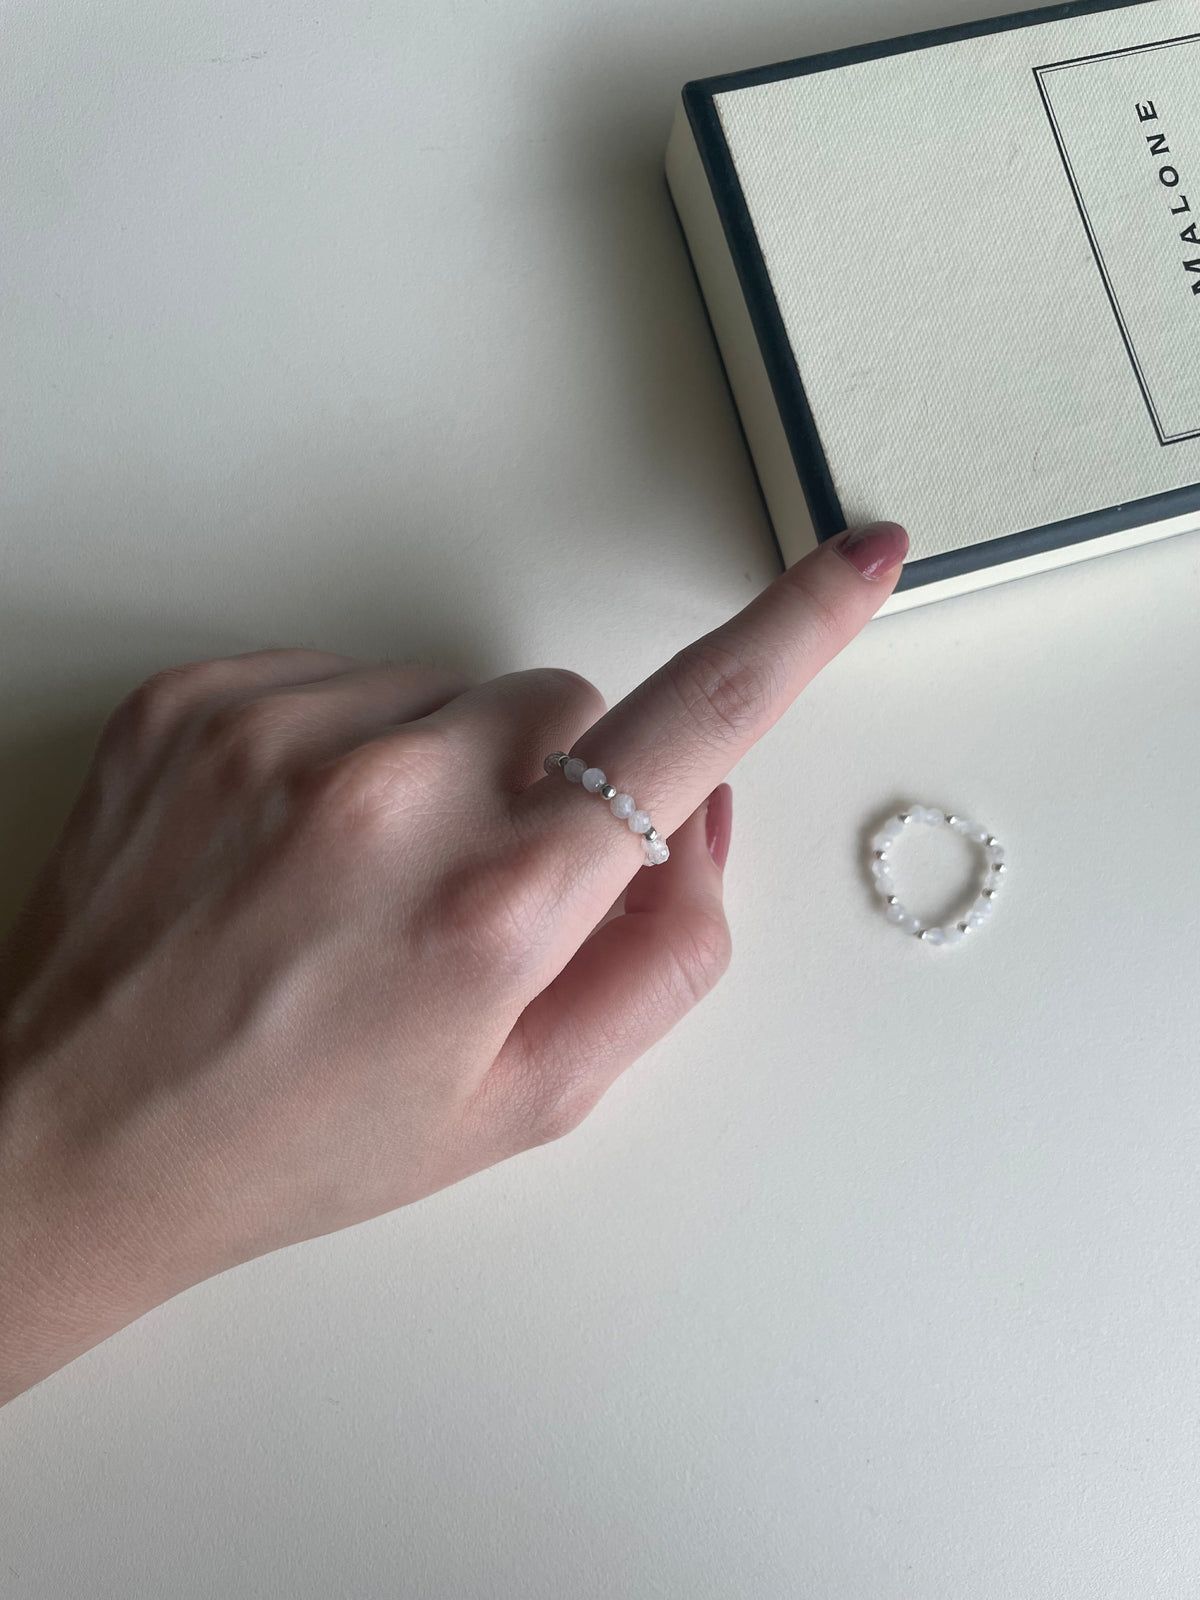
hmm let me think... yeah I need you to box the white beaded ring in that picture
[544,752,670,866]
[870,806,1007,945]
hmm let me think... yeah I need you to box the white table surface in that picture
[4,2,1200,1595]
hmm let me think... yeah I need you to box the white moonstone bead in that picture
[644,838,670,866]
[581,767,607,793]
[899,914,921,934]
[563,758,586,784]
[871,831,895,853]
[924,808,945,826]
[987,844,1006,865]
[629,810,653,835]
[610,792,635,820]
[923,927,947,946]
[983,870,1004,892]
[966,897,995,928]
[873,877,894,899]
[941,925,965,946]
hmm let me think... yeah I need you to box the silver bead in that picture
[987,837,1000,849]
[946,815,960,827]
[983,888,997,899]
[888,896,899,906]
[958,922,970,933]
[874,849,887,860]
[899,812,911,823]
[645,827,659,842]
[993,862,1008,875]
[600,784,617,800]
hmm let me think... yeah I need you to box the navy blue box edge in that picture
[678,0,1200,593]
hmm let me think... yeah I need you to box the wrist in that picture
[0,1043,187,1405]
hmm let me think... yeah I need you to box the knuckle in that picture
[296,725,455,840]
[473,1059,596,1152]
[527,1079,595,1147]
[291,764,380,847]
[188,691,310,790]
[665,636,772,746]
[193,695,295,782]
[527,666,606,721]
[102,661,223,749]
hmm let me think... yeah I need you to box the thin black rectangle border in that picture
[679,0,1200,592]
[1035,34,1200,446]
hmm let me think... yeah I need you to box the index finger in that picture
[527,521,908,843]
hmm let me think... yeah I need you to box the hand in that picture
[0,521,907,1402]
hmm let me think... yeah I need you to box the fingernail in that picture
[830,521,909,581]
[705,784,733,871]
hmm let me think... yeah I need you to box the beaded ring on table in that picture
[544,752,670,866]
[870,807,1007,945]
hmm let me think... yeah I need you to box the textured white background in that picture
[3,2,1200,1596]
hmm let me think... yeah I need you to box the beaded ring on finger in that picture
[544,752,670,866]
[870,806,1007,945]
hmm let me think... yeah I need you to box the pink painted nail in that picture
[830,521,909,581]
[706,784,733,871]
